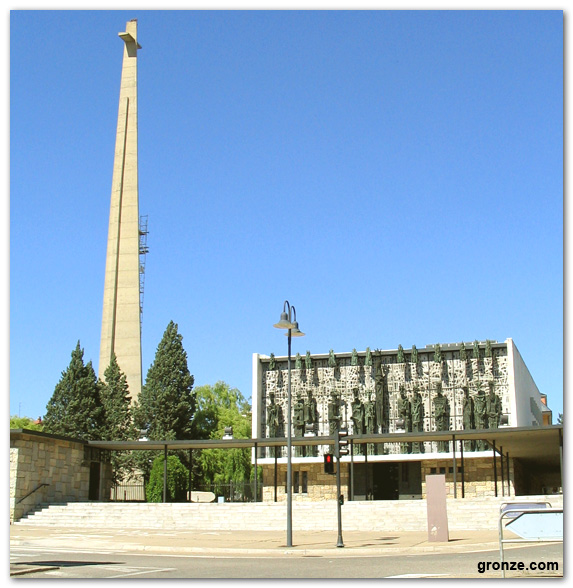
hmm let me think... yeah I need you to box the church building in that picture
[251,339,559,502]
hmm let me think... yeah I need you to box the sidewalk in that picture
[12,525,563,578]
[10,524,507,558]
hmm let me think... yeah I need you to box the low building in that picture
[251,338,561,501]
[10,429,113,522]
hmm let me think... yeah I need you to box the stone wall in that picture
[260,455,516,503]
[10,430,113,522]
[262,462,349,502]
[420,456,515,498]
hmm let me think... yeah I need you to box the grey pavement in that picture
[10,523,532,576]
[10,525,510,557]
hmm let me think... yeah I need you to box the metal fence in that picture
[110,484,146,502]
[110,481,262,503]
[196,481,262,503]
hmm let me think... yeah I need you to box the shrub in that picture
[146,455,189,502]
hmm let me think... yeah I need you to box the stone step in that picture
[14,495,562,532]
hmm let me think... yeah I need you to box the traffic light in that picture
[324,453,335,474]
[337,427,349,457]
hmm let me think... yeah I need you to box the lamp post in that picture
[273,300,304,548]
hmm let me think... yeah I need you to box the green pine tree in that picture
[100,353,135,441]
[44,342,105,440]
[100,353,137,483]
[134,321,195,441]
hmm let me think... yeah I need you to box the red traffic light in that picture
[324,453,335,474]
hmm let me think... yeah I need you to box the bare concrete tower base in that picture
[99,20,143,402]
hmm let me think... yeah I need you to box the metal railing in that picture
[498,501,563,578]
[17,483,49,504]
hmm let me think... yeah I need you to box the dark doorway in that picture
[372,463,399,500]
[398,461,422,499]
[88,462,100,500]
[351,462,422,500]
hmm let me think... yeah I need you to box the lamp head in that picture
[287,321,305,337]
[273,311,294,330]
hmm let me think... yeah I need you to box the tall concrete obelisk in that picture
[99,20,143,402]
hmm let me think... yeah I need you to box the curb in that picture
[10,538,504,558]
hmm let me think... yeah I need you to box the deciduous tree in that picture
[194,381,253,488]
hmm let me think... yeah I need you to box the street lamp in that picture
[273,300,304,548]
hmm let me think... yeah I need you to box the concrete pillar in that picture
[99,20,143,402]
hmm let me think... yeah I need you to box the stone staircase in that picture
[13,495,562,532]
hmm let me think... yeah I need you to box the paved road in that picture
[10,543,563,579]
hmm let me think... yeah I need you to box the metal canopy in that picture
[85,425,563,468]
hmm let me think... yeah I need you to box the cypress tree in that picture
[100,353,136,483]
[44,342,105,440]
[134,321,195,440]
[100,353,135,441]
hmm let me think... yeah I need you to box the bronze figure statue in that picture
[328,391,341,435]
[433,383,449,452]
[486,381,502,429]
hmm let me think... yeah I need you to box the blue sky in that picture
[9,8,563,421]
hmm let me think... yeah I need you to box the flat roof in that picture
[85,425,562,468]
[12,425,561,469]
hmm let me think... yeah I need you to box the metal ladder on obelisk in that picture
[138,215,149,325]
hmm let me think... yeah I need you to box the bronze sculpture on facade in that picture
[295,352,302,370]
[460,342,468,361]
[351,389,364,435]
[411,385,424,453]
[462,385,475,451]
[365,396,376,454]
[374,359,386,431]
[473,383,488,451]
[486,381,502,429]
[351,389,364,455]
[365,347,372,367]
[351,348,359,366]
[293,393,305,456]
[328,349,337,368]
[365,397,376,433]
[303,391,318,455]
[433,383,449,452]
[397,385,412,453]
[328,390,341,435]
[485,339,493,358]
[266,392,282,457]
[411,345,418,364]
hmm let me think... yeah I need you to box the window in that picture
[301,471,308,494]
[286,471,308,494]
